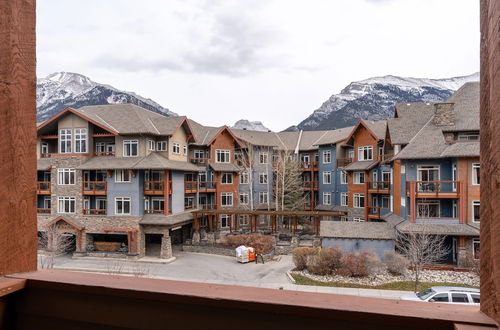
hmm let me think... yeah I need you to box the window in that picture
[183,145,187,156]
[451,293,469,303]
[115,197,131,215]
[221,192,233,206]
[43,196,51,209]
[353,217,364,222]
[323,192,331,205]
[417,165,440,192]
[417,200,440,218]
[59,129,72,153]
[354,193,365,208]
[123,140,139,157]
[472,163,480,185]
[95,142,106,153]
[259,152,268,164]
[220,214,230,228]
[239,215,249,225]
[457,132,480,141]
[96,198,107,211]
[41,142,49,155]
[157,141,167,151]
[216,149,231,163]
[259,173,268,184]
[472,200,480,223]
[340,192,348,206]
[151,198,164,212]
[259,191,268,204]
[115,170,131,183]
[57,168,75,185]
[340,216,348,222]
[471,294,480,304]
[382,170,392,185]
[221,172,233,184]
[173,142,180,154]
[431,294,449,302]
[323,150,331,164]
[347,149,354,159]
[354,172,365,184]
[57,197,76,213]
[340,170,348,184]
[239,192,249,205]
[148,140,155,151]
[358,146,373,161]
[74,128,87,153]
[381,196,390,209]
[239,171,249,184]
[473,238,480,259]
[322,171,331,184]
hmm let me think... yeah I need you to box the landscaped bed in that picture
[291,273,479,292]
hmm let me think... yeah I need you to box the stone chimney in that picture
[433,103,455,126]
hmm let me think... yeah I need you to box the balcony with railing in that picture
[406,181,461,198]
[367,181,390,194]
[82,181,107,195]
[336,157,352,168]
[144,209,165,214]
[144,181,172,195]
[299,161,319,171]
[185,181,198,194]
[36,181,51,194]
[83,209,107,215]
[200,203,216,210]
[301,180,319,190]
[93,151,115,156]
[36,208,51,214]
[198,181,216,192]
[367,206,391,220]
[189,157,209,166]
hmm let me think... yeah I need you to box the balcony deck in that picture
[82,181,107,195]
[406,181,461,198]
[144,181,172,195]
[367,181,390,194]
[336,157,352,168]
[36,181,51,194]
[83,209,107,215]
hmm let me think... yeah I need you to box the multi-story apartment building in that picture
[37,82,480,266]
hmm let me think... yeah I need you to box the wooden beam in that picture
[0,0,37,275]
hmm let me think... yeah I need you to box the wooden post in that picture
[194,214,199,232]
[163,170,170,215]
[0,0,37,275]
[127,232,131,254]
[208,215,213,232]
[215,214,219,232]
[229,215,232,233]
[480,2,500,322]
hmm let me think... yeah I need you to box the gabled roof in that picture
[396,222,479,236]
[205,126,243,147]
[388,103,435,145]
[210,163,240,172]
[344,120,387,145]
[37,107,118,135]
[45,216,84,231]
[313,126,354,146]
[343,160,379,171]
[395,82,479,160]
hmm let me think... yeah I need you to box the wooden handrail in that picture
[83,209,106,215]
[336,157,353,167]
[94,151,115,156]
[36,181,51,194]
[144,209,164,214]
[82,181,107,194]
[36,208,51,214]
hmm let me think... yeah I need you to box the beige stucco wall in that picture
[58,113,88,130]
[168,125,188,161]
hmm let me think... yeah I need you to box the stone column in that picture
[160,234,172,259]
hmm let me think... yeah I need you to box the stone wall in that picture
[182,244,275,262]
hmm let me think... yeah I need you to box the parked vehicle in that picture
[400,286,480,305]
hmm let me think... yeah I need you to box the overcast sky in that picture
[37,0,479,131]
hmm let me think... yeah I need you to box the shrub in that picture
[339,252,368,277]
[292,247,317,271]
[362,250,385,276]
[308,247,343,275]
[223,234,273,253]
[383,250,409,276]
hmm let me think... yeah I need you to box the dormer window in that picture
[157,141,167,151]
[358,146,373,161]
[173,143,180,154]
[457,131,480,141]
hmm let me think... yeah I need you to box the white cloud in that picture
[37,0,479,131]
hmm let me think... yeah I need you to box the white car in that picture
[400,286,480,305]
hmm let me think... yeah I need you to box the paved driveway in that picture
[47,251,408,299]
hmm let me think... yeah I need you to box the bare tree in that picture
[396,229,450,292]
[38,227,75,269]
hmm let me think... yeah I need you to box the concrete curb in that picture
[286,271,296,284]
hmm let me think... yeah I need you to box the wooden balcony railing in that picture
[144,181,172,195]
[184,204,195,210]
[336,157,353,167]
[367,181,390,193]
[189,157,209,166]
[368,206,382,218]
[200,203,216,210]
[94,151,115,156]
[83,209,106,215]
[144,209,164,214]
[299,161,319,171]
[185,181,198,193]
[407,181,460,197]
[198,181,216,191]
[82,181,107,195]
[301,181,319,190]
[36,181,51,194]
[36,208,51,214]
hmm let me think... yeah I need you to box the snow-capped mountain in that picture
[37,72,176,123]
[289,72,479,131]
[232,119,270,132]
